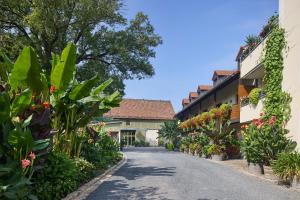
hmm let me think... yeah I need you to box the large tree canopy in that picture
[0,0,162,93]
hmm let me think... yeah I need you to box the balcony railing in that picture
[240,91,265,107]
[238,16,278,63]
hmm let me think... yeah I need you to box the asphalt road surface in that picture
[86,147,300,200]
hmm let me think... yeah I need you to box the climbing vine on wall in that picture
[263,27,291,125]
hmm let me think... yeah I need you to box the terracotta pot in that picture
[248,163,264,175]
[290,177,300,189]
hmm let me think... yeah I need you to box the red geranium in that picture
[50,85,56,93]
[43,102,50,109]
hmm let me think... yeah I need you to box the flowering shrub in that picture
[179,104,232,132]
[178,104,237,158]
[241,114,296,165]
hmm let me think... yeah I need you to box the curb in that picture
[63,152,127,200]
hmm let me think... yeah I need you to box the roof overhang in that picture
[175,72,240,117]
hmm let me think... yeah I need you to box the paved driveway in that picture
[86,147,300,200]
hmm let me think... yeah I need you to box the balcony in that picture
[239,38,266,79]
[238,16,278,79]
[240,92,265,123]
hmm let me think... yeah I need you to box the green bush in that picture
[202,145,211,157]
[207,144,223,155]
[32,152,81,200]
[81,132,121,169]
[158,139,164,147]
[134,140,150,147]
[74,158,95,182]
[271,152,300,183]
[166,142,174,151]
[249,88,261,106]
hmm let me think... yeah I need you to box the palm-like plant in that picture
[158,120,181,145]
[245,35,260,49]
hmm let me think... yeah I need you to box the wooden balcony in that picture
[230,104,240,121]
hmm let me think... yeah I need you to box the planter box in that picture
[211,154,224,161]
[248,163,264,175]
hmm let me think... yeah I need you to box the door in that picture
[121,130,136,146]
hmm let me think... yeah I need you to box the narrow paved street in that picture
[86,147,300,200]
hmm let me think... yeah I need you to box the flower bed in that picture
[0,44,121,199]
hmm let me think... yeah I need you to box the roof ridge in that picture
[123,98,172,102]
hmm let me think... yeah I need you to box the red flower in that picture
[269,115,276,126]
[43,102,50,109]
[50,85,56,93]
[29,152,36,160]
[21,159,31,169]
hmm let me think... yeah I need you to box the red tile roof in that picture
[197,85,213,91]
[182,98,190,105]
[104,99,175,120]
[189,92,198,98]
[212,70,237,81]
[214,70,237,76]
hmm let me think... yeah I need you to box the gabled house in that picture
[189,92,198,102]
[197,85,213,96]
[182,98,190,108]
[103,99,175,146]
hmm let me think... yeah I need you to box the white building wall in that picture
[145,129,159,146]
[280,0,300,149]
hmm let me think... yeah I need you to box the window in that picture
[126,121,130,125]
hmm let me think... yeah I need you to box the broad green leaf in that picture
[50,43,76,90]
[77,96,100,104]
[7,130,22,149]
[11,89,32,116]
[40,73,49,98]
[22,115,33,128]
[0,92,10,123]
[69,75,100,100]
[51,53,60,71]
[9,47,43,92]
[0,51,13,81]
[32,139,49,151]
[91,78,113,95]
[8,129,33,150]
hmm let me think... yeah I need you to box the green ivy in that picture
[263,27,290,125]
[249,88,261,106]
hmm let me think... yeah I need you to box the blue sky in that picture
[123,0,278,112]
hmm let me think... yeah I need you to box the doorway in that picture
[121,130,136,146]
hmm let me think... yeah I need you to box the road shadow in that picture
[115,158,176,180]
[123,147,168,153]
[86,157,176,200]
[86,179,173,200]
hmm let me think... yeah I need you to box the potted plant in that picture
[271,152,300,188]
[208,144,226,161]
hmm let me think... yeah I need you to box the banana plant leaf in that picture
[0,91,10,123]
[68,75,100,100]
[50,43,76,91]
[10,89,32,116]
[0,51,13,82]
[9,47,43,93]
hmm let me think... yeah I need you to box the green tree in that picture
[0,0,162,93]
[158,120,182,144]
